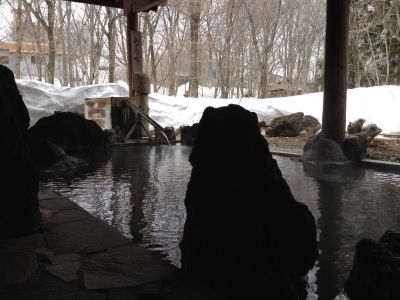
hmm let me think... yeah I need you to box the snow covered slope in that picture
[17,80,400,134]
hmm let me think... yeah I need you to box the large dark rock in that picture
[180,105,318,299]
[342,123,382,161]
[344,231,400,300]
[180,123,199,145]
[268,112,304,137]
[28,112,108,169]
[302,134,349,164]
[104,126,125,144]
[301,115,321,135]
[154,126,176,143]
[0,65,40,237]
[347,118,366,134]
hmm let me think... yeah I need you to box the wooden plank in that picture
[131,31,143,74]
[63,0,124,8]
[63,0,167,12]
[133,0,167,12]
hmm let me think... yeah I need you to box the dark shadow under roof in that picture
[63,0,165,12]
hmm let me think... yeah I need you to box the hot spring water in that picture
[44,145,400,299]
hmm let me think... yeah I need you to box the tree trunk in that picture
[168,48,177,96]
[107,7,116,83]
[188,0,201,97]
[15,1,23,79]
[46,0,55,84]
[58,1,68,85]
[66,2,74,86]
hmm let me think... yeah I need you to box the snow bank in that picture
[17,80,129,125]
[16,79,400,134]
[151,85,400,134]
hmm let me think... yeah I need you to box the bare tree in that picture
[245,0,282,98]
[23,0,56,84]
[143,12,161,91]
[11,0,25,79]
[159,1,188,96]
[188,0,201,97]
[102,7,121,83]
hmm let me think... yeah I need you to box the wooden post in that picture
[321,0,350,144]
[126,11,138,97]
[124,0,158,140]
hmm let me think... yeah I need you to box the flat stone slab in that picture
[0,233,45,250]
[46,254,82,282]
[39,197,75,211]
[83,244,178,290]
[0,250,38,289]
[0,271,106,300]
[38,189,63,200]
[47,209,91,225]
[0,187,186,299]
[44,218,129,254]
[107,288,139,300]
[47,261,81,282]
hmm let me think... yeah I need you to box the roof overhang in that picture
[63,0,167,12]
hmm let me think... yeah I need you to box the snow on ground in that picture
[16,79,400,134]
[17,80,129,125]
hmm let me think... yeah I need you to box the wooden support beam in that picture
[63,0,167,11]
[131,0,167,12]
[321,0,351,144]
[64,0,123,8]
[126,11,138,97]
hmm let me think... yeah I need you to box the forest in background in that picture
[0,0,399,98]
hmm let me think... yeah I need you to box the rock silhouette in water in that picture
[28,112,108,170]
[180,104,318,299]
[0,65,40,237]
[180,123,199,145]
[344,230,400,300]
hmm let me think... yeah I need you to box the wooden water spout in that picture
[123,98,171,145]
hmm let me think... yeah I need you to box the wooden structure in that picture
[65,0,166,97]
[85,97,131,132]
[269,82,302,98]
[0,41,64,80]
[84,96,169,143]
[322,0,350,144]
[64,0,166,140]
[66,0,351,145]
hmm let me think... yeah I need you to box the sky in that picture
[0,3,12,40]
[16,79,400,134]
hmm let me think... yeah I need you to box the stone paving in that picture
[0,187,221,300]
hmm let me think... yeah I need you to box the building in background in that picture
[0,41,63,81]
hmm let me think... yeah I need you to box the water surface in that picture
[44,145,400,299]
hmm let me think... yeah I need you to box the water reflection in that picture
[111,145,191,264]
[303,164,365,299]
[44,147,400,299]
[110,146,151,242]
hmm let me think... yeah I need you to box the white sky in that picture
[0,4,13,40]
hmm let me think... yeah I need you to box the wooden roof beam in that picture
[63,0,167,12]
[64,0,123,8]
